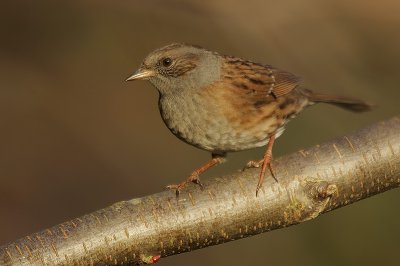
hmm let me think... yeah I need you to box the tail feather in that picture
[301,89,372,112]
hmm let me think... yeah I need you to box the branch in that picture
[1,116,400,265]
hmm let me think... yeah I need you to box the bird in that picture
[126,43,370,196]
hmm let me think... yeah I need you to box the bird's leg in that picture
[166,153,226,196]
[256,133,277,196]
[243,133,277,196]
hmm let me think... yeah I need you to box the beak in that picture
[126,69,155,81]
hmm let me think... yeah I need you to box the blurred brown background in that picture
[0,0,399,265]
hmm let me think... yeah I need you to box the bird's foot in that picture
[244,158,278,196]
[165,174,203,197]
[255,160,277,196]
[165,156,225,197]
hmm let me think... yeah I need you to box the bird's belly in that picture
[159,96,283,152]
[167,117,283,152]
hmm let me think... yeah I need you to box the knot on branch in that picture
[307,180,338,201]
[297,177,338,221]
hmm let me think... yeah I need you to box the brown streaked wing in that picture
[272,70,302,97]
[222,56,302,98]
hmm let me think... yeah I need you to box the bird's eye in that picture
[162,57,172,67]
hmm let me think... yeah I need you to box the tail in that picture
[301,88,372,112]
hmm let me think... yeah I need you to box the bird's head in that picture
[126,43,221,96]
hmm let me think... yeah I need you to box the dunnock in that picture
[126,43,370,196]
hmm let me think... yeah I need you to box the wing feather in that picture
[222,56,302,99]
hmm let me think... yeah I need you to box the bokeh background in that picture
[0,0,399,265]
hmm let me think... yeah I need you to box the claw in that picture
[256,185,261,197]
[191,178,204,190]
[165,155,226,196]
[165,182,187,197]
[268,162,278,183]
[188,174,204,190]
[165,174,204,197]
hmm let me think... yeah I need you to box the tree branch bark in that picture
[1,116,400,265]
